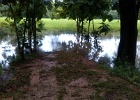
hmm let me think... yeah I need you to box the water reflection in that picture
[0,32,140,69]
[99,37,120,60]
[40,33,140,67]
[0,41,16,68]
[0,36,16,82]
[40,34,77,51]
[40,34,120,65]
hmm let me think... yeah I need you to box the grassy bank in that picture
[1,50,140,99]
[0,17,120,32]
[43,18,120,31]
[2,17,140,32]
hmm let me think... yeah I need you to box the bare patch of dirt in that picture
[68,77,88,87]
[21,54,59,100]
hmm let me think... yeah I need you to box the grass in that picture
[2,17,140,33]
[43,18,77,31]
[110,61,140,86]
[42,19,140,32]
[0,53,42,99]
[57,87,67,100]
[0,64,31,99]
[50,50,140,99]
[42,18,121,32]
[0,17,120,32]
[50,50,88,85]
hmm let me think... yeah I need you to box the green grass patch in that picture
[57,87,67,100]
[50,50,89,85]
[1,17,140,32]
[0,17,120,32]
[90,78,140,99]
[110,62,140,86]
[0,17,7,23]
[2,17,140,33]
[0,52,42,99]
[42,18,140,32]
[0,66,31,99]
[50,64,88,85]
[42,18,120,32]
[51,50,140,99]
[43,18,77,31]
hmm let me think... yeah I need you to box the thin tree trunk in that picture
[33,20,37,51]
[88,20,90,35]
[92,19,94,31]
[81,20,84,35]
[76,18,79,33]
[33,5,37,51]
[9,3,25,59]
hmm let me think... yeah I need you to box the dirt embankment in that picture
[1,51,140,100]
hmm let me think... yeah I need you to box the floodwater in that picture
[0,32,140,69]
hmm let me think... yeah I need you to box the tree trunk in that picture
[92,19,94,31]
[33,20,37,51]
[88,20,90,36]
[9,3,25,60]
[117,0,138,66]
[33,5,37,52]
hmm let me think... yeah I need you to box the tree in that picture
[117,0,140,66]
[1,0,47,59]
[58,0,112,36]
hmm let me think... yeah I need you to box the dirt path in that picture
[1,51,140,100]
[21,53,96,100]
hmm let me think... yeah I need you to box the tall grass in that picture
[1,17,140,32]
[42,19,140,32]
[42,18,120,31]
[43,18,77,31]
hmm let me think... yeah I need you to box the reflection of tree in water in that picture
[1,52,15,82]
[54,35,103,60]
[98,55,111,67]
[1,51,16,69]
[136,45,140,68]
[0,35,16,82]
[0,36,10,44]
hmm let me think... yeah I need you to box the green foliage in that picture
[36,20,45,32]
[98,22,111,35]
[112,0,119,13]
[54,0,112,34]
[1,0,47,59]
[60,0,111,20]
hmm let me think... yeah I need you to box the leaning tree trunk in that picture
[117,0,138,66]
